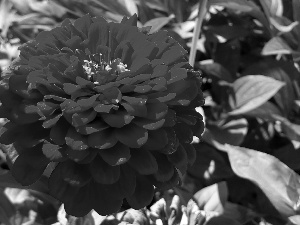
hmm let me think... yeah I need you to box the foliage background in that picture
[1,0,300,224]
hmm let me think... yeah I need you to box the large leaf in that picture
[193,182,228,213]
[213,40,240,78]
[272,115,300,143]
[0,0,17,38]
[119,0,138,16]
[259,0,283,17]
[187,142,234,183]
[228,75,285,115]
[207,118,248,146]
[242,59,298,116]
[143,15,175,34]
[224,144,300,217]
[262,36,294,55]
[273,143,300,171]
[244,101,282,120]
[293,0,300,51]
[0,189,16,225]
[198,61,234,82]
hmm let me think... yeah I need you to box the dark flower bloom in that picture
[0,14,204,216]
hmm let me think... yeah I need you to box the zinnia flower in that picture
[0,14,204,216]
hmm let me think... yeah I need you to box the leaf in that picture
[117,209,149,225]
[259,0,283,17]
[269,17,299,33]
[205,216,242,225]
[273,144,300,171]
[228,75,285,115]
[198,61,234,82]
[119,0,138,16]
[173,21,195,39]
[0,189,16,225]
[221,202,257,224]
[292,0,300,51]
[143,15,175,34]
[209,0,271,35]
[242,59,298,116]
[193,182,228,213]
[213,40,240,78]
[207,118,248,146]
[244,101,282,120]
[28,0,67,18]
[289,215,300,225]
[206,25,249,41]
[224,144,300,217]
[0,0,15,38]
[272,115,300,142]
[89,0,134,18]
[262,36,294,55]
[187,142,234,183]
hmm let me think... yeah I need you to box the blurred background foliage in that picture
[2,0,300,224]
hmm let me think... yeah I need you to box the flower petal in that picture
[74,14,93,37]
[11,104,40,125]
[181,143,196,165]
[122,96,147,105]
[37,101,59,118]
[118,164,136,197]
[167,68,187,84]
[126,175,154,209]
[151,64,168,78]
[146,101,168,120]
[153,153,174,182]
[65,127,89,151]
[167,143,188,172]
[72,110,97,127]
[121,101,147,117]
[94,103,118,113]
[90,156,120,184]
[12,144,50,186]
[42,141,66,162]
[140,129,168,150]
[9,75,30,98]
[88,128,118,149]
[49,164,93,217]
[163,109,177,127]
[115,124,148,148]
[161,45,186,66]
[65,147,90,162]
[134,118,165,130]
[50,118,70,145]
[175,123,193,143]
[91,182,123,216]
[128,149,158,175]
[43,113,63,128]
[167,80,198,106]
[99,142,130,166]
[101,110,134,128]
[60,99,83,114]
[76,120,109,135]
[60,160,91,187]
[103,87,122,104]
[64,184,92,217]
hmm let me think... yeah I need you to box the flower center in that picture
[82,53,129,84]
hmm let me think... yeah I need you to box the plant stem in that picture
[189,0,208,67]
